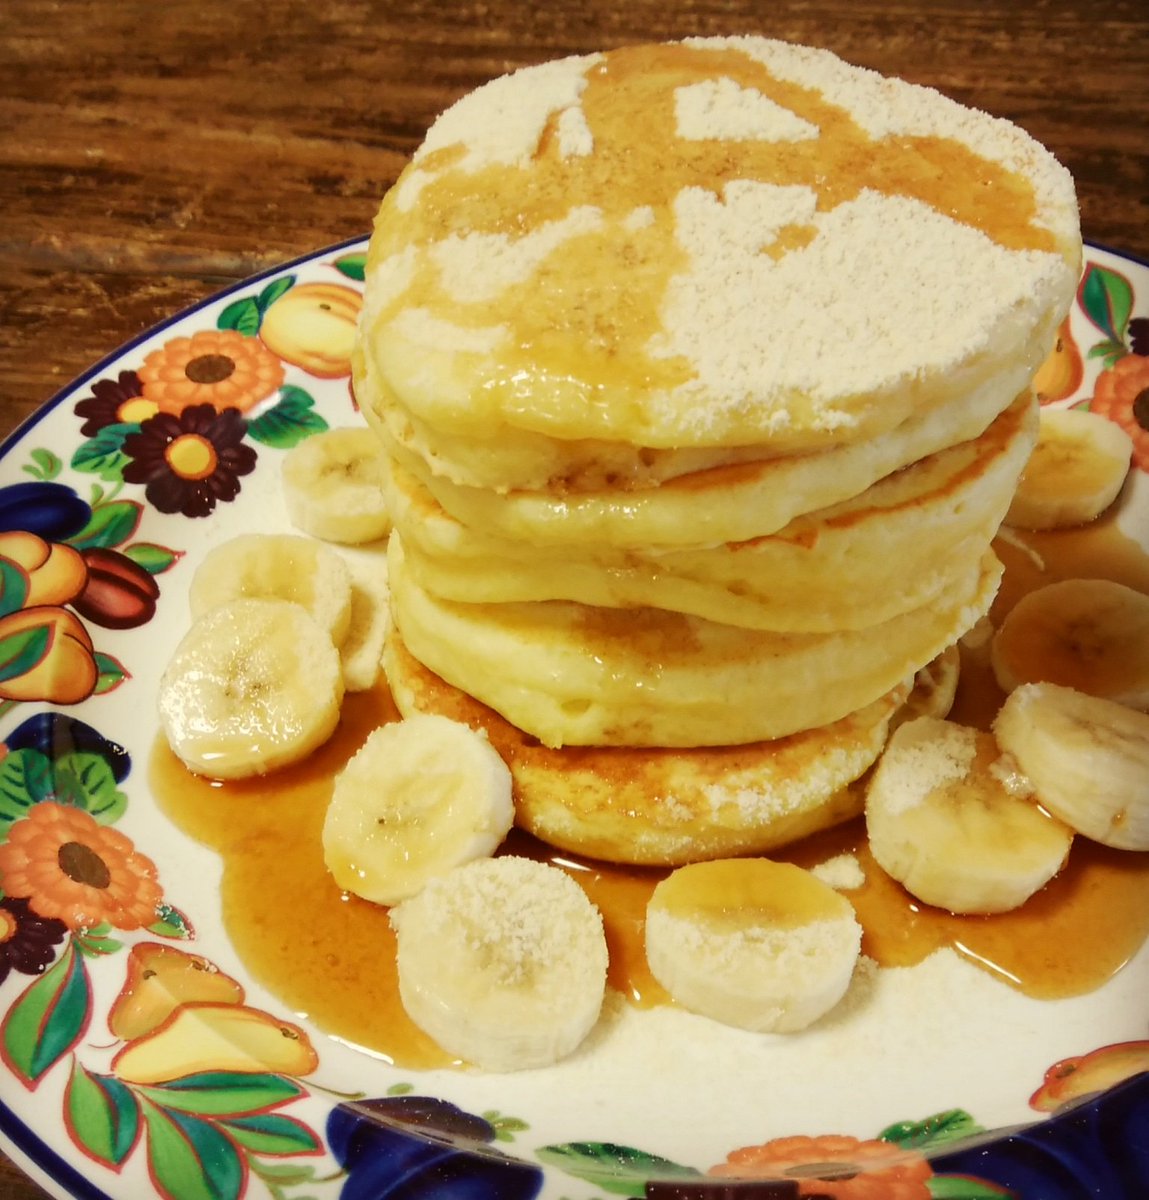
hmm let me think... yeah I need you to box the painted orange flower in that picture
[0,802,162,931]
[710,1134,933,1199]
[138,329,284,416]
[1089,352,1149,471]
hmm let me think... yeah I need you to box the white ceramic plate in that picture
[0,238,1147,1200]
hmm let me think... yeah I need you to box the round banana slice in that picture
[991,578,1149,710]
[322,714,514,905]
[994,682,1149,851]
[159,597,345,779]
[865,716,1073,914]
[391,856,608,1072]
[281,427,392,545]
[189,532,353,645]
[1005,407,1132,531]
[644,858,862,1033]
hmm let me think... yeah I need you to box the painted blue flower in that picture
[929,1072,1149,1198]
[327,1095,543,1200]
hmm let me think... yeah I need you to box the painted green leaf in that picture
[137,1071,305,1117]
[143,1103,244,1200]
[334,252,367,282]
[0,624,49,685]
[0,558,29,618]
[93,652,130,695]
[148,902,195,940]
[257,276,295,312]
[535,1142,700,1197]
[75,922,123,957]
[0,748,54,830]
[1079,264,1134,345]
[22,448,64,482]
[1,938,91,1084]
[67,499,142,551]
[122,542,182,575]
[251,1158,322,1184]
[927,1176,1013,1199]
[880,1109,984,1150]
[65,1060,140,1167]
[220,1112,321,1156]
[217,296,263,337]
[51,752,126,824]
[246,386,329,449]
[70,424,140,482]
[483,1110,529,1142]
[52,752,122,818]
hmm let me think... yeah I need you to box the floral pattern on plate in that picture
[0,240,1146,1200]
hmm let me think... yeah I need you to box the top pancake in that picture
[360,36,1080,454]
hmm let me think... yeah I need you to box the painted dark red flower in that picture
[73,370,158,436]
[0,895,68,983]
[121,403,257,518]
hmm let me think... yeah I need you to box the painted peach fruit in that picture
[259,281,363,378]
[0,531,88,608]
[1030,1040,1149,1112]
[0,606,98,704]
[112,1001,319,1084]
[1032,317,1083,404]
[108,942,245,1041]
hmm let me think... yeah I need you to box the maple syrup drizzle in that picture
[372,43,1060,415]
[151,512,1149,1068]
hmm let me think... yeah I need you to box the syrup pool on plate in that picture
[151,508,1149,1068]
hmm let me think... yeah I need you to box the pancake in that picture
[384,631,961,865]
[387,391,1037,631]
[377,368,1028,550]
[356,353,780,493]
[388,535,1001,748]
[357,38,1078,457]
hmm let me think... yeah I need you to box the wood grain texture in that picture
[0,1,1147,1196]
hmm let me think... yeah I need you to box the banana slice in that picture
[189,532,353,645]
[644,858,862,1033]
[159,597,344,779]
[865,716,1073,914]
[281,427,392,544]
[994,682,1149,851]
[893,645,961,727]
[322,714,514,906]
[1005,408,1132,530]
[390,856,608,1071]
[991,578,1149,709]
[338,544,390,692]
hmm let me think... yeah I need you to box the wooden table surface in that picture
[1,1,1147,1196]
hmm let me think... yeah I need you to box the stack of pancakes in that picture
[353,37,1081,865]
